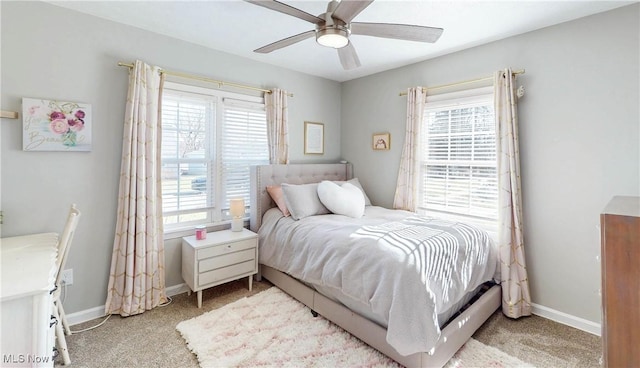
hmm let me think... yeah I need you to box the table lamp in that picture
[230,198,245,232]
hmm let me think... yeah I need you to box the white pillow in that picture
[317,181,365,218]
[333,178,372,206]
[281,183,330,220]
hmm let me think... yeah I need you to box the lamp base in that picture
[231,218,243,232]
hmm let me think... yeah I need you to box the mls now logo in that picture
[3,354,52,364]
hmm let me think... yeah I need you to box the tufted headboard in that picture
[249,164,353,232]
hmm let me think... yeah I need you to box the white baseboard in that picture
[67,305,106,327]
[531,303,601,336]
[67,283,190,326]
[166,283,191,297]
[66,285,601,338]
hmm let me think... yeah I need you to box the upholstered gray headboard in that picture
[250,163,353,232]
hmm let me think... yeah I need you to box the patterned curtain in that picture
[265,88,289,164]
[105,60,167,316]
[494,68,531,318]
[393,87,426,211]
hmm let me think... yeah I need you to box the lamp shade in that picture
[316,27,349,49]
[229,198,245,218]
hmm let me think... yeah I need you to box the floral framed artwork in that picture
[22,98,92,151]
[372,132,390,150]
[304,121,324,155]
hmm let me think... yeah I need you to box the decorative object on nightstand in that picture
[195,225,206,240]
[182,229,258,308]
[230,198,245,232]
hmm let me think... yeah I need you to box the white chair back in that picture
[55,204,81,286]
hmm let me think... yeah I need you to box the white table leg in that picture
[197,290,202,308]
[248,275,253,291]
[187,289,192,296]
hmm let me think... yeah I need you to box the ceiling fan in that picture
[245,0,443,70]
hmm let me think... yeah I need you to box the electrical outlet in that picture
[61,269,73,286]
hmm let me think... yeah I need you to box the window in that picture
[417,87,498,236]
[160,82,268,230]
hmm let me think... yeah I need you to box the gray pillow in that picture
[333,178,372,206]
[281,183,330,220]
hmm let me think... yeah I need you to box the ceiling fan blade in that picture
[351,22,443,43]
[245,0,323,24]
[332,0,373,23]
[254,30,316,53]
[338,42,361,70]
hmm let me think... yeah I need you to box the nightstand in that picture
[182,228,258,308]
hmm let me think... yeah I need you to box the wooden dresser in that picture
[600,196,640,368]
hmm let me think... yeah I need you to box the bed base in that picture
[250,164,500,367]
[260,265,501,368]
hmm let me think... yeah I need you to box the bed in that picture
[249,163,501,368]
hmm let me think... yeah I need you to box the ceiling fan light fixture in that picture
[316,26,349,49]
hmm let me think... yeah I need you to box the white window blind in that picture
[418,90,498,235]
[161,90,213,227]
[160,82,268,231]
[220,98,269,213]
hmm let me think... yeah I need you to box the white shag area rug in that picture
[177,287,533,368]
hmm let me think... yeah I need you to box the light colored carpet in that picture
[472,306,602,368]
[62,280,601,368]
[177,287,532,367]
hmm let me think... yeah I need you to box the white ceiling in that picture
[46,0,632,82]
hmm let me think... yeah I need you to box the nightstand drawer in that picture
[198,238,256,259]
[199,248,255,273]
[199,260,255,286]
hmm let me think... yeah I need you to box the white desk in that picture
[1,233,58,367]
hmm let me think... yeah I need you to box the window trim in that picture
[417,87,498,237]
[161,81,267,235]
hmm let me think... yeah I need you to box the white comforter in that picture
[258,206,497,356]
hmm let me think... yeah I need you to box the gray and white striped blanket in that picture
[259,206,497,356]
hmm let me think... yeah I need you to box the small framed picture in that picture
[304,121,324,155]
[372,132,390,150]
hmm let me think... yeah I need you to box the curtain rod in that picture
[117,62,293,97]
[398,69,525,96]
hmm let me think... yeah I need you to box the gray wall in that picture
[341,4,640,324]
[2,0,638,327]
[1,1,341,314]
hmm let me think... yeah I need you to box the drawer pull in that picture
[50,315,58,328]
